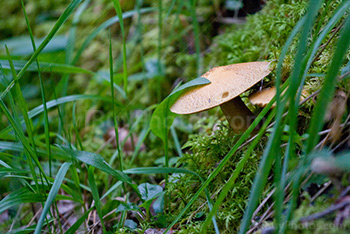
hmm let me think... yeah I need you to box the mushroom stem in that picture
[220,98,256,133]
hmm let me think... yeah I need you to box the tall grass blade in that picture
[20,0,52,177]
[189,0,201,76]
[57,0,90,139]
[0,59,94,75]
[0,188,46,214]
[3,47,45,195]
[109,31,123,173]
[156,0,163,101]
[128,126,150,167]
[88,167,106,232]
[65,207,94,234]
[112,0,129,96]
[170,125,183,158]
[34,162,71,234]
[72,102,84,150]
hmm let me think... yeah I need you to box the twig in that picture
[95,135,114,154]
[311,20,345,65]
[252,188,275,219]
[300,200,350,222]
[340,186,350,199]
[27,206,42,227]
[310,181,332,202]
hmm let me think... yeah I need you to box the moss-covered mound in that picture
[169,0,350,232]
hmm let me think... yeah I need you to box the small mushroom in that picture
[249,86,277,107]
[249,86,308,108]
[170,61,272,133]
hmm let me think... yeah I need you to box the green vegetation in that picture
[1,0,350,233]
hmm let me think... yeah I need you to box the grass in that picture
[1,0,350,233]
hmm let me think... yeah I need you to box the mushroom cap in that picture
[170,61,272,114]
[249,86,308,107]
[249,86,277,107]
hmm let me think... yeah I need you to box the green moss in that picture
[168,118,266,232]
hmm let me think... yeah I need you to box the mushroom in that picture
[249,86,277,108]
[170,61,272,133]
[249,86,308,108]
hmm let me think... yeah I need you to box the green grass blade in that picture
[124,167,201,178]
[61,147,132,183]
[65,207,94,234]
[189,0,201,76]
[109,30,123,175]
[128,126,150,167]
[66,0,90,64]
[0,141,69,160]
[58,0,90,139]
[88,167,106,232]
[170,125,183,157]
[34,162,71,234]
[8,223,41,234]
[156,0,163,101]
[20,0,52,177]
[164,0,177,22]
[5,47,40,162]
[0,59,93,75]
[273,1,322,232]
[112,0,129,96]
[0,188,46,214]
[101,181,123,200]
[3,47,45,194]
[72,102,84,150]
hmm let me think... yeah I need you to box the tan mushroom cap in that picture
[170,61,272,114]
[249,86,308,107]
[249,86,277,107]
